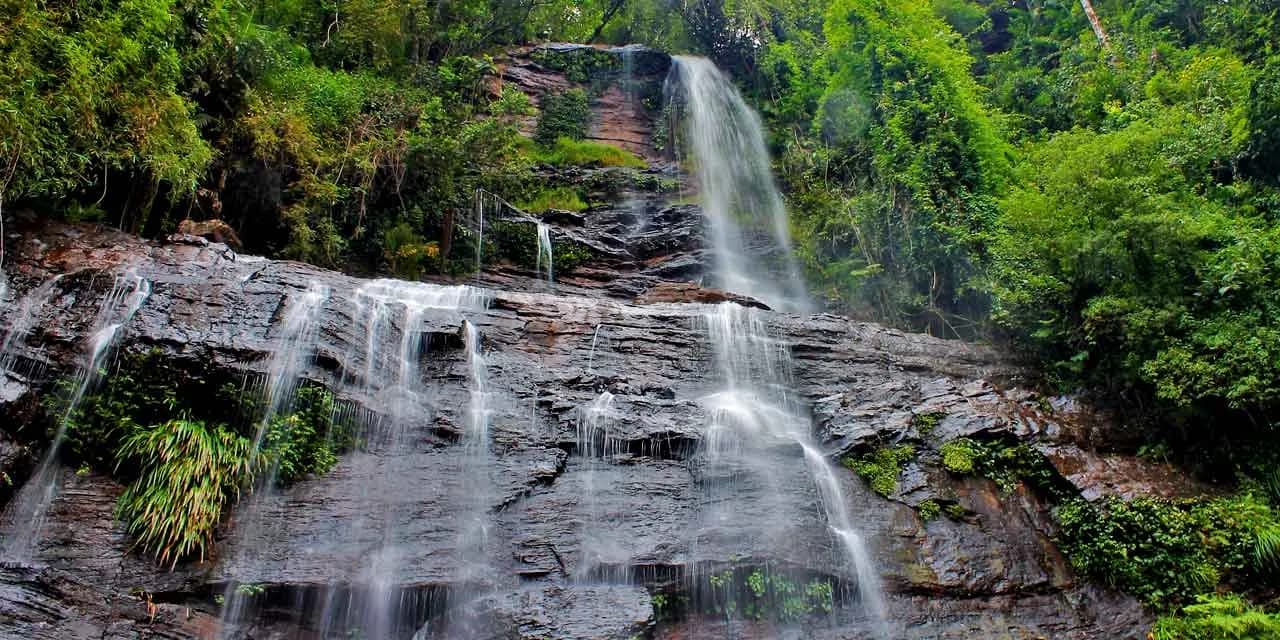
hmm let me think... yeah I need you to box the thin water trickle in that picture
[0,274,65,376]
[1,269,151,563]
[256,282,329,443]
[535,222,554,286]
[220,282,331,627]
[666,56,809,311]
[586,323,605,375]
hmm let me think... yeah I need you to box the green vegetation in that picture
[526,137,646,168]
[911,411,945,436]
[115,418,255,567]
[261,385,355,483]
[1153,594,1280,640]
[0,0,645,274]
[535,89,591,144]
[916,499,941,522]
[938,437,1068,498]
[700,568,834,622]
[51,352,351,566]
[516,186,588,213]
[843,444,915,497]
[1057,494,1280,609]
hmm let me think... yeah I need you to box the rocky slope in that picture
[0,44,1194,639]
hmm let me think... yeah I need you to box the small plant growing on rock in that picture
[917,499,942,521]
[844,444,916,497]
[939,437,1067,497]
[911,411,946,436]
[940,438,979,474]
[115,418,257,568]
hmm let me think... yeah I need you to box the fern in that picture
[1152,594,1280,640]
[1255,523,1280,571]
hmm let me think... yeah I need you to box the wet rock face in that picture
[0,216,1151,639]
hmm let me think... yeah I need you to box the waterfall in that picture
[696,303,888,631]
[219,282,330,627]
[574,391,624,582]
[666,56,809,311]
[256,282,329,444]
[1,268,150,562]
[536,221,554,286]
[221,280,493,638]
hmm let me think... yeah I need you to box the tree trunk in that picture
[1079,0,1110,48]
[439,207,455,271]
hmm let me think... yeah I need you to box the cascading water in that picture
[0,268,151,562]
[220,282,330,626]
[695,303,888,632]
[221,280,493,638]
[573,391,624,582]
[665,56,809,311]
[535,222,554,286]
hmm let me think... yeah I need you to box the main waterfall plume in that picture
[665,56,810,312]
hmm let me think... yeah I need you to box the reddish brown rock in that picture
[634,281,770,309]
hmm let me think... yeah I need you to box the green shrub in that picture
[701,568,834,622]
[917,499,941,521]
[844,445,916,497]
[58,351,254,471]
[381,222,440,278]
[940,438,979,474]
[1152,594,1280,640]
[534,89,590,144]
[261,386,354,483]
[1056,494,1280,608]
[938,437,1065,497]
[115,419,257,567]
[911,411,945,436]
[487,220,538,268]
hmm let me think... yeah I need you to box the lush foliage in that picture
[115,418,256,567]
[52,352,351,565]
[525,137,647,168]
[1056,494,1280,608]
[1153,594,1280,640]
[939,437,1068,497]
[261,384,355,483]
[535,89,591,145]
